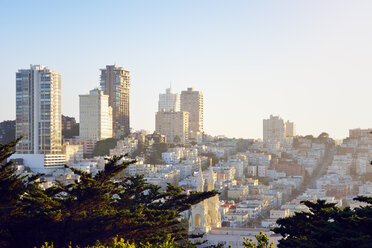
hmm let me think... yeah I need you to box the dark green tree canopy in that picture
[92,138,118,156]
[273,198,372,248]
[0,140,218,248]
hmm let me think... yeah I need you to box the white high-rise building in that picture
[79,89,113,141]
[16,65,62,154]
[285,121,296,138]
[155,111,189,144]
[263,115,296,145]
[263,115,285,144]
[158,88,180,112]
[180,88,203,139]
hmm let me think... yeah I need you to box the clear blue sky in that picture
[1,0,372,139]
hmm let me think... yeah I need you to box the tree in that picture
[92,138,118,156]
[146,143,169,164]
[173,135,181,144]
[130,142,145,159]
[62,124,79,139]
[201,152,219,167]
[243,231,274,248]
[236,139,252,153]
[317,132,329,139]
[40,236,176,248]
[0,139,218,248]
[273,197,372,248]
[0,138,42,247]
[0,120,15,144]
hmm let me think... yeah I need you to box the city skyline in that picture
[1,1,372,139]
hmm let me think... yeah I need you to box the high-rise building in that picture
[155,111,189,144]
[263,115,285,144]
[16,65,62,154]
[263,115,296,145]
[100,65,130,137]
[285,120,296,138]
[180,88,203,138]
[158,88,180,112]
[79,89,113,141]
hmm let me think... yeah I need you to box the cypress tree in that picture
[0,140,218,248]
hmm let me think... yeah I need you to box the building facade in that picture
[189,164,221,234]
[100,65,130,137]
[155,111,189,144]
[0,120,15,144]
[180,88,203,138]
[263,115,285,144]
[16,65,62,154]
[79,89,113,141]
[285,120,296,138]
[62,115,77,131]
[158,87,180,112]
[263,115,296,145]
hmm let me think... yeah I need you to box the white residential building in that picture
[16,65,62,154]
[285,121,296,138]
[270,209,290,219]
[158,87,180,112]
[263,115,296,145]
[110,138,138,157]
[263,115,285,144]
[155,111,189,144]
[79,89,113,141]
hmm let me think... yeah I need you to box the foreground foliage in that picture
[0,140,218,248]
[40,236,176,248]
[273,197,372,248]
[243,232,274,248]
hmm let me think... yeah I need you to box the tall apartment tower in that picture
[100,65,130,137]
[79,89,113,141]
[155,111,189,144]
[285,121,296,138]
[15,65,62,154]
[180,88,203,138]
[263,115,285,144]
[158,88,180,112]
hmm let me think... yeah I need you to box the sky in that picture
[1,0,372,139]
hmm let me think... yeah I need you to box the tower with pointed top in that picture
[189,165,221,235]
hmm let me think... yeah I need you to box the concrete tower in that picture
[100,65,130,137]
[158,87,180,112]
[79,89,113,141]
[15,65,62,154]
[180,88,203,141]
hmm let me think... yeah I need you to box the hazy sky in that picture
[1,0,372,139]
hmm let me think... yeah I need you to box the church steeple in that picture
[189,160,221,236]
[207,159,215,191]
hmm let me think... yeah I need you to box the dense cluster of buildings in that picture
[2,64,372,247]
[156,87,203,144]
[10,64,132,171]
